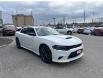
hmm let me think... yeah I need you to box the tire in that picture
[16,37,21,49]
[39,45,52,64]
[67,31,72,35]
[78,32,80,34]
[2,33,6,36]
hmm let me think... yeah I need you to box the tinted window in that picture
[21,28,28,34]
[16,28,21,31]
[21,27,36,36]
[27,28,36,35]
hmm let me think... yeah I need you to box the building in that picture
[0,11,3,35]
[12,14,34,27]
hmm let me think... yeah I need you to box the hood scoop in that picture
[65,37,72,39]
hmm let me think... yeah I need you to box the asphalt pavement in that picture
[0,37,13,47]
[0,34,103,78]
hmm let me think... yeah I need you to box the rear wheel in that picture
[16,37,21,49]
[39,45,52,64]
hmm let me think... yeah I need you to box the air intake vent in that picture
[65,37,72,39]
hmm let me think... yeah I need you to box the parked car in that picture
[2,24,16,36]
[77,28,84,34]
[15,26,84,63]
[0,27,2,36]
[73,27,79,33]
[91,27,103,36]
[83,27,95,35]
[55,27,73,35]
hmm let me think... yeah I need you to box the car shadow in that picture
[20,47,40,57]
[17,46,85,67]
[51,57,85,67]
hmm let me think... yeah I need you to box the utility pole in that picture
[84,9,85,24]
[0,11,2,19]
[48,19,51,26]
[63,16,65,25]
[53,17,56,26]
[0,11,3,36]
[83,8,86,27]
[72,19,76,28]
[31,11,34,25]
[92,11,94,23]
[15,9,18,27]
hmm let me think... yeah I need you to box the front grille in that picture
[53,43,82,51]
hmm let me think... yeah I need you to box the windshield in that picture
[4,25,15,30]
[35,27,60,36]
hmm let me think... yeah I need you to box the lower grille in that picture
[68,50,82,59]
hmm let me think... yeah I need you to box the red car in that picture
[91,27,103,36]
[2,24,16,36]
[77,28,84,34]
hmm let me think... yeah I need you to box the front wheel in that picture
[67,31,72,35]
[16,37,21,49]
[2,33,6,36]
[39,45,52,64]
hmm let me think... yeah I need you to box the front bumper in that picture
[52,44,84,63]
[53,52,84,63]
[3,31,15,35]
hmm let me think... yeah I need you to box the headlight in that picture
[52,45,69,51]
[52,43,82,51]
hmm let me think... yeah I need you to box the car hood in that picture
[39,35,82,46]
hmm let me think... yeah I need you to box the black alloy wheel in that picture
[67,31,72,35]
[16,37,21,49]
[39,45,52,64]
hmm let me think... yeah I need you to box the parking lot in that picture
[0,34,103,78]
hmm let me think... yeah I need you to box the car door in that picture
[20,28,28,47]
[20,27,39,54]
[23,27,37,51]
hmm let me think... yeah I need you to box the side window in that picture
[21,28,28,34]
[21,27,36,36]
[28,28,35,34]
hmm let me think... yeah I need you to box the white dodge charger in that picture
[15,26,84,63]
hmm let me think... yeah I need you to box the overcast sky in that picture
[0,1,103,24]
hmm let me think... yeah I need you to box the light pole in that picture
[92,11,95,23]
[63,16,65,25]
[0,11,2,19]
[53,17,56,26]
[83,9,86,27]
